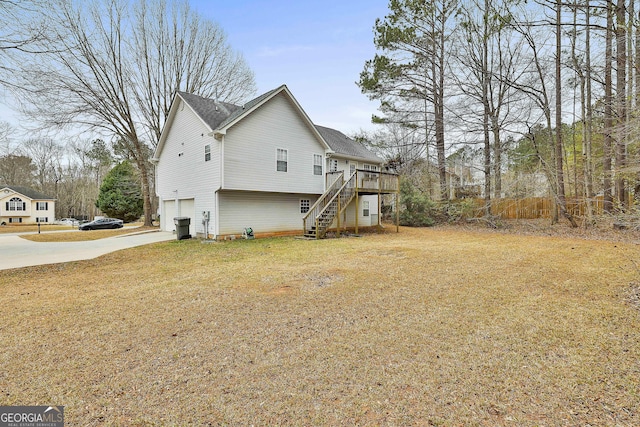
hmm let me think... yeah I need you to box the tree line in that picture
[359,0,640,225]
[0,0,255,223]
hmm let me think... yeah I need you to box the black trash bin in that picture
[173,217,191,240]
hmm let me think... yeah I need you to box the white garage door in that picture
[163,200,176,232]
[179,198,195,235]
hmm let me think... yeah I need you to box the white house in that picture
[152,85,398,239]
[0,186,56,225]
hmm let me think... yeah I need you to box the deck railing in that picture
[355,170,400,193]
[303,169,399,238]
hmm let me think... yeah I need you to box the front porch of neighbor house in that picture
[303,170,399,239]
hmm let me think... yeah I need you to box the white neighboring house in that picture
[0,186,56,225]
[153,85,398,239]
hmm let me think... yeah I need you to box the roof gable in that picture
[0,185,55,200]
[154,85,382,162]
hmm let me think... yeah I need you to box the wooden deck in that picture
[303,170,399,239]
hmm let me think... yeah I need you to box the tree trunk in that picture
[604,0,614,213]
[616,0,628,210]
[555,0,577,227]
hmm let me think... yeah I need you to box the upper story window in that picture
[205,144,211,162]
[277,148,288,172]
[7,197,24,211]
[36,202,48,210]
[313,154,323,175]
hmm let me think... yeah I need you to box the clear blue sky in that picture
[0,1,390,137]
[192,0,390,134]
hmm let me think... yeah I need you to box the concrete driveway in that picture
[0,230,175,270]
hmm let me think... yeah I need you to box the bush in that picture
[399,178,437,227]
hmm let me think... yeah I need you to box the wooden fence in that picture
[468,196,631,219]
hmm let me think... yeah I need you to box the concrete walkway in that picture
[0,230,175,270]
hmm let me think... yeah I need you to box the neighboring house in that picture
[153,85,398,239]
[0,186,56,225]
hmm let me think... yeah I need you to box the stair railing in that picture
[303,171,344,236]
[312,171,358,238]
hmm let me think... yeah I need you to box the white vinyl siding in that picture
[156,98,221,203]
[218,191,319,235]
[222,92,325,194]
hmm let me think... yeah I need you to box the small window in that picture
[300,199,310,214]
[313,154,323,175]
[277,148,288,172]
[36,217,48,223]
[9,217,22,223]
[363,201,370,217]
[329,159,338,172]
[205,144,211,162]
[36,202,48,210]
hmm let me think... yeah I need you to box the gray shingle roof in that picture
[1,185,55,200]
[315,125,383,163]
[177,91,243,130]
[215,86,283,130]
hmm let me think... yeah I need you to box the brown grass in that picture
[20,226,158,242]
[0,224,77,234]
[1,226,639,426]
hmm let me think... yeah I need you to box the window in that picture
[36,202,48,210]
[7,197,24,211]
[300,199,310,214]
[313,154,323,175]
[9,218,22,223]
[350,163,356,176]
[277,148,288,172]
[36,217,48,223]
[363,201,370,217]
[329,159,338,172]
[205,144,211,162]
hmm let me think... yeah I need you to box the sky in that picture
[0,0,391,139]
[192,0,390,134]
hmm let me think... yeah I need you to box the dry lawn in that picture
[20,226,158,242]
[1,226,639,426]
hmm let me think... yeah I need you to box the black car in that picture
[78,218,124,230]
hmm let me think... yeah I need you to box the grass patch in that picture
[20,226,158,242]
[1,227,639,425]
[0,224,77,234]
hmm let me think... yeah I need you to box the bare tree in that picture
[11,0,255,225]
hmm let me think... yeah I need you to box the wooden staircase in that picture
[303,171,357,239]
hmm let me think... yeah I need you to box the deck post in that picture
[336,193,341,237]
[396,191,399,233]
[355,171,359,234]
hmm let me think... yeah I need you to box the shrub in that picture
[399,178,437,227]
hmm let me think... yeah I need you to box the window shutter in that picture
[23,202,26,210]
[5,202,7,210]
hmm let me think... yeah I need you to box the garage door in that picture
[179,199,195,235]
[163,198,195,234]
[163,200,176,232]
